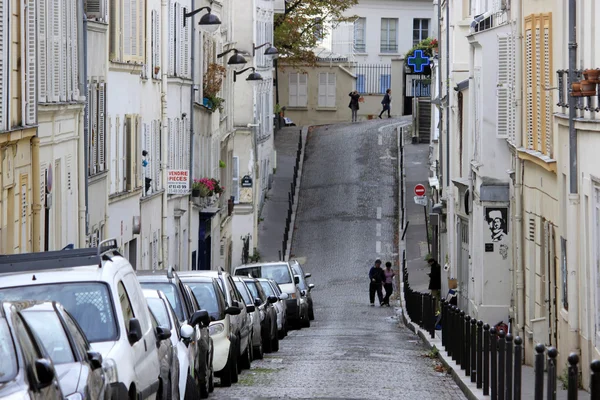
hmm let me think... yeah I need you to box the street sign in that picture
[167,170,189,195]
[414,196,427,206]
[414,184,426,197]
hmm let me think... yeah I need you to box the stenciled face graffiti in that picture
[485,207,508,242]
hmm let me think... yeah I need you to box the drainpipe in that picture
[435,0,442,187]
[188,0,196,270]
[513,0,525,334]
[445,0,450,188]
[32,137,41,251]
[467,40,475,293]
[161,0,169,268]
[566,0,580,339]
[79,0,90,247]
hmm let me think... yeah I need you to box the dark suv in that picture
[137,268,213,397]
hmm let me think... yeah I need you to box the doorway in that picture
[457,216,470,310]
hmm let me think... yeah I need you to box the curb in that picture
[284,126,309,261]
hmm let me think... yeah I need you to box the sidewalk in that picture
[397,135,591,399]
[257,126,308,261]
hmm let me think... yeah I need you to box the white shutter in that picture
[178,118,183,169]
[289,73,298,107]
[123,0,131,57]
[298,73,308,107]
[71,0,78,99]
[143,123,150,191]
[152,10,160,79]
[37,0,47,104]
[138,0,144,60]
[98,82,106,171]
[318,73,327,107]
[61,0,68,102]
[168,118,174,169]
[85,0,106,21]
[176,3,183,76]
[327,73,336,107]
[51,0,61,102]
[168,1,175,75]
[154,120,161,189]
[25,0,36,124]
[131,0,138,57]
[184,117,190,169]
[232,156,239,203]
[183,15,190,78]
[0,0,5,129]
[90,82,98,173]
[496,34,509,138]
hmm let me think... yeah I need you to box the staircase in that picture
[412,98,431,143]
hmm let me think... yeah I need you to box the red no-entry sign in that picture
[414,184,426,197]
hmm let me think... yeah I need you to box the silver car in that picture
[258,279,289,339]
[233,276,263,359]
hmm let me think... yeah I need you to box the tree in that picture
[274,0,358,67]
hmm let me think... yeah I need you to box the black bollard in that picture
[458,310,465,366]
[567,353,579,400]
[547,347,557,400]
[448,306,454,358]
[490,327,498,400]
[591,360,600,400]
[441,299,447,348]
[514,336,522,400]
[465,315,471,375]
[477,320,484,388]
[534,343,545,400]
[471,318,477,383]
[498,330,506,400]
[429,295,435,338]
[505,333,513,400]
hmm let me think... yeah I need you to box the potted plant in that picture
[191,180,201,197]
[219,160,226,168]
[210,178,225,195]
[203,63,227,113]
[571,81,583,97]
[584,69,600,83]
[581,80,597,96]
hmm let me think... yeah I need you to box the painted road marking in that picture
[376,223,381,237]
[377,207,382,219]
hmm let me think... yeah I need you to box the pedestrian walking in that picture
[427,258,442,310]
[378,89,392,119]
[368,259,386,306]
[382,261,395,306]
[348,91,361,122]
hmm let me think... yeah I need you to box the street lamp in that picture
[183,6,221,32]
[217,48,247,65]
[253,42,278,57]
[233,67,263,82]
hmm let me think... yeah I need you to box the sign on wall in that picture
[484,206,509,261]
[167,170,189,195]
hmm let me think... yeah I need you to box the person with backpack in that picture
[382,261,395,306]
[379,89,392,119]
[348,91,361,122]
[368,259,386,306]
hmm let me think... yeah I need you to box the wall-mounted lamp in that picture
[233,67,263,83]
[253,42,278,57]
[217,48,247,65]
[183,6,221,32]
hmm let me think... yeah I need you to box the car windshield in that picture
[21,310,75,364]
[139,283,184,322]
[234,282,252,305]
[259,281,276,297]
[0,318,17,383]
[146,298,171,329]
[187,282,220,321]
[0,283,117,343]
[235,264,292,284]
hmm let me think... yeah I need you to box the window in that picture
[125,115,142,191]
[142,120,162,196]
[380,74,391,94]
[380,18,397,53]
[139,282,184,322]
[288,73,308,107]
[37,0,78,105]
[356,74,365,93]
[85,0,108,22]
[232,156,240,203]
[0,319,17,383]
[88,81,107,176]
[561,236,568,310]
[21,311,75,364]
[167,117,190,173]
[413,19,429,46]
[151,9,161,79]
[168,1,191,78]
[118,281,135,332]
[318,73,336,107]
[147,298,171,328]
[524,14,553,156]
[353,17,366,53]
[314,17,324,41]
[110,0,145,63]
[497,34,516,141]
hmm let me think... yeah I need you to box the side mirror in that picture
[308,283,315,291]
[279,293,289,300]
[180,324,194,340]
[254,298,262,307]
[294,276,300,285]
[127,318,143,345]
[268,295,278,304]
[225,306,241,316]
[246,304,256,313]
[301,290,307,297]
[305,273,312,279]
[34,359,55,389]
[87,351,103,370]
[231,300,240,308]
[156,326,172,341]
[190,310,210,327]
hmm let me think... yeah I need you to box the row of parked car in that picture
[0,239,316,399]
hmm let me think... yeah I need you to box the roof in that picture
[314,47,349,62]
[141,288,162,299]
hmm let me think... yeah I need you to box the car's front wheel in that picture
[184,374,200,400]
[308,303,315,321]
[240,334,252,370]
[199,360,210,398]
[253,333,264,360]
[220,341,238,387]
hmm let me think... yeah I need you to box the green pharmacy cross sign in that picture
[407,50,430,73]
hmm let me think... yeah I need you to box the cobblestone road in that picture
[214,119,465,400]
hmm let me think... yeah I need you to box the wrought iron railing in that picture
[280,131,302,260]
[556,69,600,113]
[353,63,392,95]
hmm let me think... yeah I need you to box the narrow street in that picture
[214,119,465,399]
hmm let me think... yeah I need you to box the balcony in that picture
[556,69,600,114]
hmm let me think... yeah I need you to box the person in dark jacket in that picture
[368,259,386,306]
[427,258,442,310]
[348,91,361,122]
[378,89,392,119]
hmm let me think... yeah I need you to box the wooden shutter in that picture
[98,82,106,171]
[178,118,183,169]
[143,123,150,191]
[176,3,183,76]
[153,120,161,189]
[25,0,36,124]
[137,0,144,60]
[50,0,61,101]
[184,117,190,169]
[136,116,142,188]
[168,118,174,169]
[152,10,160,79]
[61,0,68,102]
[288,73,298,107]
[183,14,190,78]
[70,0,79,99]
[90,82,98,174]
[327,73,336,107]
[109,0,121,60]
[37,0,47,103]
[168,1,175,75]
[318,73,327,107]
[298,74,308,107]
[542,15,553,157]
[123,0,132,57]
[496,34,509,138]
[125,115,133,190]
[0,0,5,129]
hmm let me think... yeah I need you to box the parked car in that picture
[178,272,248,387]
[16,301,108,400]
[137,268,214,398]
[237,276,278,353]
[232,276,263,359]
[1,301,64,399]
[0,240,164,400]
[290,260,315,324]
[258,279,289,339]
[144,288,211,399]
[234,262,304,328]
